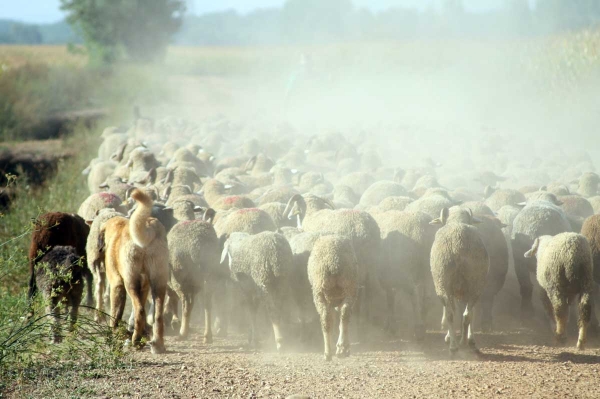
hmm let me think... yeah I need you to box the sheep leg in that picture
[461,302,476,348]
[95,272,106,323]
[413,283,425,341]
[110,283,126,330]
[164,287,181,333]
[149,282,167,354]
[336,299,353,358]
[513,257,534,320]
[213,278,229,337]
[315,293,333,361]
[179,291,194,340]
[266,295,284,352]
[247,300,259,349]
[577,292,592,350]
[203,284,213,344]
[68,287,83,333]
[84,269,94,308]
[48,300,62,344]
[551,293,568,346]
[479,293,494,333]
[384,288,396,335]
[442,299,457,353]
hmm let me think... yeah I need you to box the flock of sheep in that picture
[28,114,600,360]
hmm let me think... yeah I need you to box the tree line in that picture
[1,0,599,64]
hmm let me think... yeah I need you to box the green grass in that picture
[0,53,168,395]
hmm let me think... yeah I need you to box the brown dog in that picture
[101,188,169,354]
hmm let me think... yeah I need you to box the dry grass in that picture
[0,45,87,69]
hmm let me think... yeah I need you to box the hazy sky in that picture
[2,0,516,24]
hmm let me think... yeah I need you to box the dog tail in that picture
[129,188,156,248]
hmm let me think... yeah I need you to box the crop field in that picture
[2,32,600,398]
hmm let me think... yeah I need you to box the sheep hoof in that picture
[577,340,586,351]
[336,350,350,358]
[171,319,181,333]
[324,354,332,361]
[149,340,166,355]
[204,335,213,344]
[555,335,567,347]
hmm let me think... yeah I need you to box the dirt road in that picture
[15,322,600,398]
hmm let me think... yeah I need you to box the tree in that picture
[60,0,185,64]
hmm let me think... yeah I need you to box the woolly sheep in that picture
[373,210,436,339]
[359,181,408,208]
[78,192,128,223]
[430,207,489,353]
[168,209,220,342]
[577,172,600,198]
[220,232,293,351]
[36,246,85,344]
[581,215,600,284]
[484,188,527,211]
[308,234,359,360]
[85,208,126,322]
[511,201,572,319]
[524,233,593,349]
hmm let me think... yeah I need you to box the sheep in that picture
[28,212,91,309]
[577,172,600,198]
[211,195,256,211]
[220,231,293,351]
[162,167,203,192]
[284,194,381,340]
[511,201,572,319]
[201,179,246,207]
[376,196,413,212]
[558,195,594,233]
[78,192,128,221]
[86,208,126,322]
[288,231,322,336]
[430,207,489,353]
[523,191,563,206]
[337,172,375,197]
[404,194,458,219]
[214,208,277,241]
[35,246,85,344]
[524,233,593,349]
[581,215,600,284]
[460,201,495,217]
[256,186,300,206]
[85,159,116,194]
[168,209,220,342]
[259,202,296,229]
[588,196,600,214]
[472,215,509,332]
[308,234,359,360]
[358,181,408,208]
[484,187,527,211]
[373,210,436,339]
[98,176,132,201]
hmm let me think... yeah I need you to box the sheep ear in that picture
[220,243,229,264]
[125,159,133,168]
[436,207,449,225]
[203,208,216,224]
[517,201,527,207]
[82,166,91,176]
[429,218,442,225]
[85,219,94,226]
[524,238,540,258]
[99,182,109,189]
[223,184,233,190]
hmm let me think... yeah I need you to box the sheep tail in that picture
[129,188,155,248]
